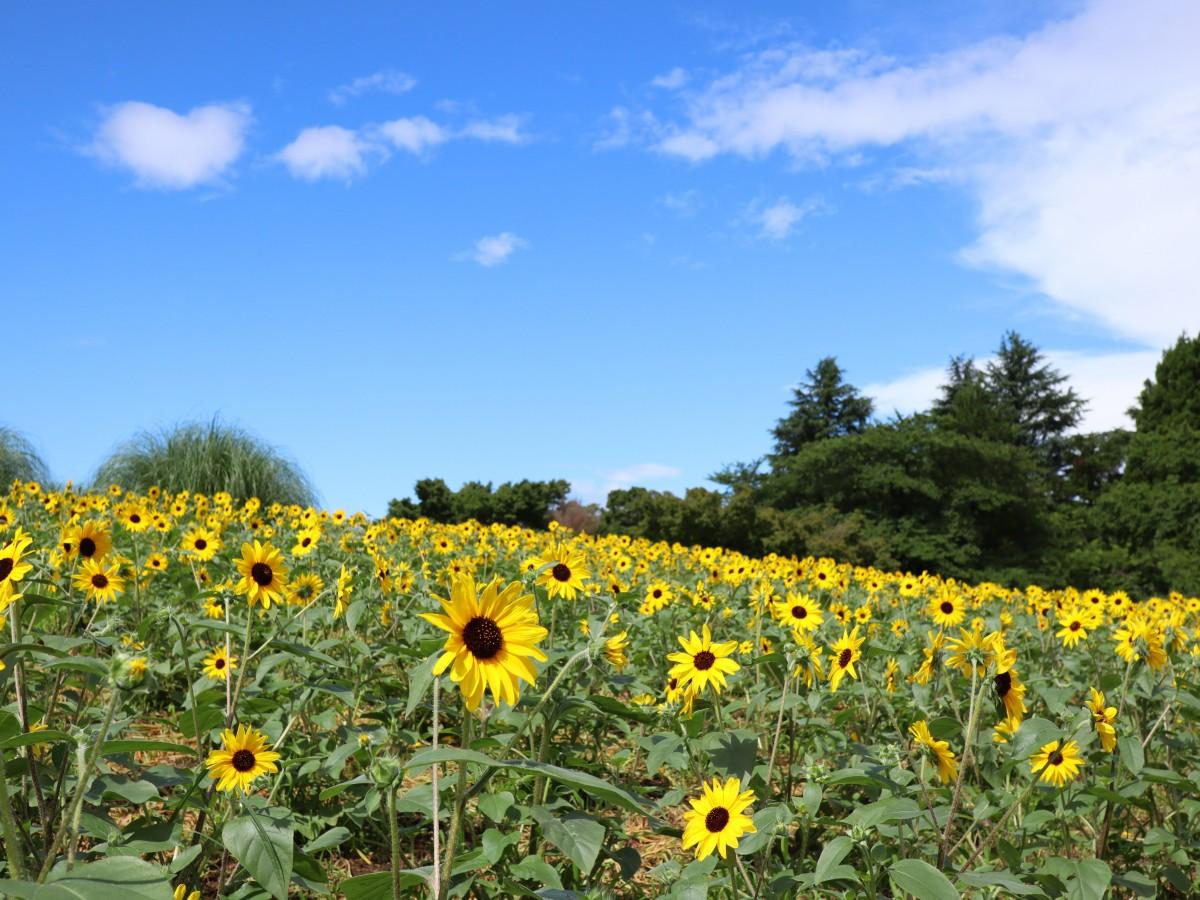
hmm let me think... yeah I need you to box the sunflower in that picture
[774,593,823,633]
[642,581,673,614]
[681,776,756,860]
[181,526,221,562]
[118,502,152,533]
[535,543,591,600]
[287,572,325,607]
[72,558,125,604]
[992,664,1027,723]
[291,525,320,558]
[334,565,352,617]
[1030,739,1084,788]
[420,575,548,711]
[202,596,225,619]
[1056,606,1094,648]
[202,646,237,681]
[205,724,281,793]
[929,590,966,629]
[605,631,629,669]
[667,624,740,697]
[144,552,168,574]
[828,625,865,692]
[0,527,34,612]
[1086,688,1118,752]
[234,541,289,609]
[174,885,201,900]
[909,719,958,784]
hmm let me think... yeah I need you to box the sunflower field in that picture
[1,481,1199,899]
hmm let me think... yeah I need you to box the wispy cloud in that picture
[462,232,528,267]
[374,116,447,155]
[89,101,251,189]
[648,0,1200,347]
[746,196,822,240]
[459,115,529,144]
[570,463,684,504]
[276,126,372,182]
[651,67,689,89]
[659,189,701,216]
[328,69,416,105]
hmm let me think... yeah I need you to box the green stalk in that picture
[937,667,984,869]
[437,708,473,900]
[0,748,28,879]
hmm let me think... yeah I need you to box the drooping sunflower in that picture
[234,541,289,609]
[605,631,629,670]
[0,527,34,612]
[202,646,237,681]
[667,624,740,697]
[909,719,958,784]
[181,526,221,562]
[681,776,757,860]
[535,543,591,600]
[1030,739,1084,788]
[1086,688,1118,752]
[420,575,548,711]
[205,724,282,793]
[72,558,125,604]
[334,565,353,617]
[828,625,865,692]
[992,664,1027,723]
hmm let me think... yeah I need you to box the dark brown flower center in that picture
[195,538,207,550]
[231,749,257,772]
[92,573,109,589]
[215,658,226,669]
[694,650,716,671]
[705,807,730,832]
[0,558,12,581]
[791,605,807,619]
[940,601,954,615]
[551,563,571,582]
[838,648,853,668]
[652,589,663,599]
[129,514,141,524]
[463,616,503,659]
[994,671,1011,697]
[1049,750,1064,766]
[1069,621,1081,631]
[79,537,97,557]
[250,562,274,586]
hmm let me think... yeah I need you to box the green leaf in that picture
[957,870,1044,896]
[0,858,174,899]
[509,855,563,889]
[707,731,758,780]
[340,870,431,899]
[101,739,198,757]
[303,825,350,853]
[42,657,109,677]
[644,733,686,774]
[1119,735,1145,776]
[531,807,606,873]
[588,693,655,724]
[889,859,960,900]
[222,807,294,900]
[405,652,439,717]
[405,747,648,813]
[1111,869,1157,897]
[481,827,522,863]
[0,729,72,750]
[1008,717,1061,761]
[844,796,921,829]
[813,836,854,884]
[478,790,516,823]
[1040,858,1112,900]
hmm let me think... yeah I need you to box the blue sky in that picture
[3,1,1196,513]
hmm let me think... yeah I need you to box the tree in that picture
[985,331,1085,449]
[387,477,570,528]
[770,357,874,459]
[1131,332,1200,431]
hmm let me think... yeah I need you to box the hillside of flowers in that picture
[1,479,1198,899]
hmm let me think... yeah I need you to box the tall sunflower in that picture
[72,558,125,604]
[909,719,958,784]
[828,625,865,692]
[0,527,34,612]
[205,724,281,793]
[202,646,237,681]
[1030,739,1084,788]
[681,776,756,860]
[667,624,740,697]
[420,575,548,711]
[234,541,289,609]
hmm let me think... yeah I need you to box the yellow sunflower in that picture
[909,719,958,784]
[929,590,966,629]
[287,572,325,607]
[205,724,281,793]
[181,526,221,562]
[0,527,34,612]
[1030,739,1084,788]
[535,543,591,600]
[1086,688,1118,752]
[72,558,125,604]
[828,626,865,692]
[234,541,289,609]
[681,776,756,860]
[667,624,740,697]
[605,631,629,670]
[774,593,823,633]
[420,575,548,711]
[202,646,237,681]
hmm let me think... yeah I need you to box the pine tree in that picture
[771,357,874,458]
[984,331,1085,448]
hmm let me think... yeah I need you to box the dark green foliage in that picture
[0,425,50,488]
[388,478,570,529]
[985,331,1085,448]
[771,357,874,457]
[92,419,315,507]
[1131,332,1200,432]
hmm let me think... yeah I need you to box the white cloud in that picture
[651,67,689,89]
[328,69,416,105]
[459,115,529,144]
[864,349,1161,432]
[90,101,251,189]
[571,463,684,504]
[465,232,528,267]
[375,116,447,154]
[750,196,820,240]
[276,126,370,181]
[659,189,700,215]
[650,0,1200,347]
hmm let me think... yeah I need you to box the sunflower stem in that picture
[936,666,983,869]
[228,607,255,725]
[438,706,472,900]
[387,783,403,900]
[429,675,441,900]
[0,747,28,879]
